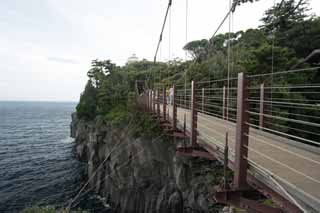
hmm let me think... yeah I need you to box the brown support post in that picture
[153,90,156,113]
[191,81,198,148]
[234,72,249,189]
[143,93,146,111]
[163,88,167,120]
[157,89,160,118]
[150,90,153,113]
[151,90,153,113]
[202,88,205,112]
[149,90,151,112]
[172,85,177,131]
[259,82,265,129]
[224,132,229,189]
[222,85,228,120]
[146,90,148,111]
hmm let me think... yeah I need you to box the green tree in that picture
[76,80,97,120]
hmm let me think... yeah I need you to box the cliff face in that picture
[70,112,223,213]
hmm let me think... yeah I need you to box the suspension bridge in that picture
[136,66,320,212]
[135,0,320,212]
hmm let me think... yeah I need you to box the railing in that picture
[137,67,320,212]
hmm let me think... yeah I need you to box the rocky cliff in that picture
[70,112,224,213]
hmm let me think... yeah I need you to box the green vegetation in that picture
[76,0,320,142]
[103,104,129,125]
[131,112,164,138]
[21,206,89,213]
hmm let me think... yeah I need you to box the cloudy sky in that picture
[1,0,319,102]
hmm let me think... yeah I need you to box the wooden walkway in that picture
[161,104,320,211]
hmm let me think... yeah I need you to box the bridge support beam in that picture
[259,82,265,129]
[223,84,228,120]
[176,146,215,160]
[146,90,149,112]
[163,88,166,121]
[144,93,148,111]
[191,80,198,148]
[234,72,249,189]
[148,90,152,112]
[172,85,177,131]
[152,90,156,113]
[157,89,160,119]
[202,87,205,113]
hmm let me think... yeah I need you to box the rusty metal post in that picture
[145,94,148,112]
[143,93,146,111]
[259,82,265,129]
[157,89,160,118]
[234,72,249,189]
[146,90,148,111]
[202,88,205,112]
[172,85,177,130]
[153,90,156,113]
[191,81,198,148]
[222,85,228,120]
[149,90,151,112]
[151,90,153,113]
[163,88,167,120]
[224,132,229,189]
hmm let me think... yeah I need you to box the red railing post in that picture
[150,90,152,113]
[148,90,151,112]
[259,82,265,129]
[191,81,198,148]
[146,90,148,111]
[157,89,160,118]
[163,88,167,120]
[143,94,146,111]
[172,85,177,131]
[223,84,228,120]
[153,90,156,113]
[234,72,249,189]
[202,87,205,112]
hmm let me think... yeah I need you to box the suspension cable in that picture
[169,6,172,62]
[212,0,238,38]
[270,0,276,116]
[184,0,189,114]
[154,0,172,63]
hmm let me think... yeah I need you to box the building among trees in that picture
[127,54,139,64]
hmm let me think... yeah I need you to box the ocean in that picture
[0,101,107,212]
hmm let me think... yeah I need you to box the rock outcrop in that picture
[70,112,223,213]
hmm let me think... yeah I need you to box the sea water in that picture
[0,101,108,212]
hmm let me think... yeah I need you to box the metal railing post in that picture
[153,90,156,113]
[191,81,198,148]
[163,88,167,120]
[149,90,151,112]
[259,82,265,129]
[202,88,205,112]
[223,84,228,120]
[234,72,249,189]
[146,90,148,111]
[157,89,160,118]
[172,85,177,131]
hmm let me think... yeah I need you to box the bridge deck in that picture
[161,105,320,210]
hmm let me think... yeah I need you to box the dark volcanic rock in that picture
[70,112,223,213]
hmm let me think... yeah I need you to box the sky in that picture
[0,0,319,102]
